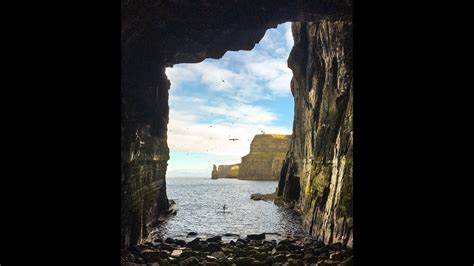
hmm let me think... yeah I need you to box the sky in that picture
[165,22,294,178]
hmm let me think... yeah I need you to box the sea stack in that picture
[211,164,218,179]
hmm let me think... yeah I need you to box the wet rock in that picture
[250,252,268,261]
[141,249,163,262]
[303,253,318,263]
[164,237,175,244]
[130,244,145,253]
[246,233,265,240]
[250,192,276,201]
[275,244,288,251]
[339,256,353,266]
[205,255,218,262]
[181,250,200,258]
[221,247,233,254]
[203,242,222,253]
[161,243,175,251]
[187,232,198,236]
[234,248,250,257]
[273,254,287,263]
[153,238,163,243]
[317,260,340,265]
[223,233,239,237]
[328,242,344,251]
[233,257,254,266]
[318,252,330,260]
[236,238,248,244]
[175,239,186,246]
[291,259,305,266]
[180,256,199,266]
[202,262,219,266]
[186,238,201,249]
[171,249,183,257]
[206,236,222,243]
[157,258,171,266]
[329,252,344,261]
[211,251,226,259]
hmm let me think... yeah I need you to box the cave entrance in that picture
[165,22,294,179]
[155,22,301,239]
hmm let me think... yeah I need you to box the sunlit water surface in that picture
[149,177,304,242]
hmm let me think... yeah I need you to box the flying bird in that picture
[229,138,239,141]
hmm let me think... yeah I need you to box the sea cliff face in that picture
[216,164,240,178]
[239,134,291,180]
[278,21,353,248]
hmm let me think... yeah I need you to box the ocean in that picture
[148,177,304,241]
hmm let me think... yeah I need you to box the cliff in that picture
[278,21,353,248]
[239,134,291,180]
[216,164,240,178]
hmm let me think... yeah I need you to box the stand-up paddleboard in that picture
[216,211,231,214]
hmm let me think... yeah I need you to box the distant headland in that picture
[211,134,291,180]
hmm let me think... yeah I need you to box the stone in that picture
[303,253,318,263]
[233,257,254,266]
[179,256,199,266]
[339,256,353,266]
[211,251,226,259]
[223,233,240,237]
[181,250,199,258]
[164,237,175,244]
[186,238,201,248]
[205,255,217,262]
[246,233,265,240]
[175,239,186,246]
[328,242,344,251]
[204,243,222,253]
[273,254,287,263]
[171,249,183,257]
[329,252,344,260]
[161,243,175,251]
[141,249,164,262]
[250,192,276,201]
[317,260,340,265]
[206,236,222,243]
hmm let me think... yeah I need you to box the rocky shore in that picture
[121,234,353,265]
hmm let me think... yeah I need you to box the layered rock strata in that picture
[239,134,291,180]
[217,164,240,178]
[277,21,353,248]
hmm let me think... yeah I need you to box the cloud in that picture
[165,22,294,177]
[166,22,294,99]
[167,106,291,157]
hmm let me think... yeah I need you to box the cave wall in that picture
[278,21,353,247]
[121,0,352,249]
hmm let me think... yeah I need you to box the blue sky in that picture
[165,22,294,178]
